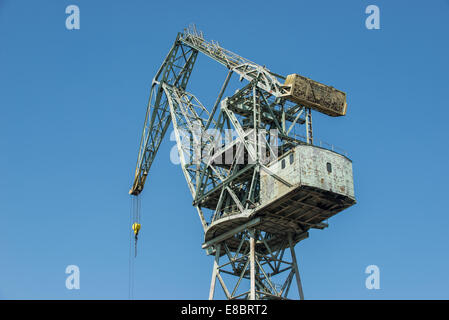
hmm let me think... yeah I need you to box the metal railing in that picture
[292,133,349,157]
[181,25,257,69]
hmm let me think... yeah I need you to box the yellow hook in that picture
[132,223,141,236]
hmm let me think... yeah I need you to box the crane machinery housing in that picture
[129,25,356,300]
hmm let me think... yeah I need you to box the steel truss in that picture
[164,76,309,299]
[130,34,199,196]
[130,26,322,300]
[209,228,304,300]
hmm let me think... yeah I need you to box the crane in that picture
[129,25,355,300]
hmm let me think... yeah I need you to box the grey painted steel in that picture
[209,244,221,300]
[260,145,355,205]
[249,230,256,300]
[288,233,304,300]
[129,26,356,300]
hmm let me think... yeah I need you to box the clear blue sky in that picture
[1,0,448,299]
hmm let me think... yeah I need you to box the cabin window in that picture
[326,162,332,173]
[281,159,286,169]
[289,153,294,165]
